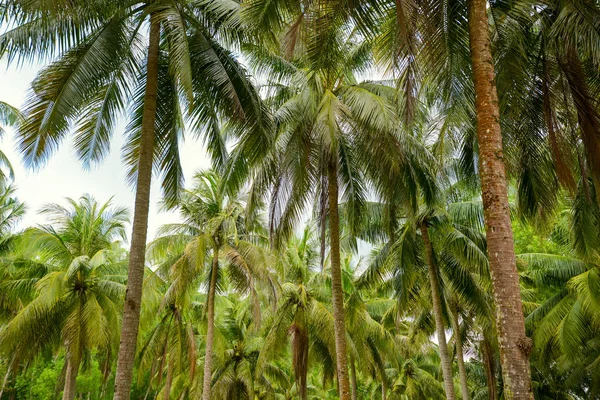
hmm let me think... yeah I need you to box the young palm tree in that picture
[136,274,202,400]
[147,169,271,399]
[0,195,128,400]
[0,101,22,182]
[256,226,339,400]
[1,2,268,396]
[0,184,26,255]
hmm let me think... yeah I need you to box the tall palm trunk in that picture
[292,324,309,400]
[467,0,533,398]
[114,18,161,400]
[420,223,455,400]
[327,161,351,400]
[350,357,358,400]
[202,248,220,400]
[62,358,78,400]
[450,303,470,400]
[482,336,497,400]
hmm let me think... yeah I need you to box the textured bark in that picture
[327,162,351,400]
[292,324,309,400]
[482,337,498,400]
[202,249,220,400]
[420,224,455,400]
[450,303,470,400]
[62,359,78,400]
[350,358,358,400]
[468,1,533,397]
[113,18,160,400]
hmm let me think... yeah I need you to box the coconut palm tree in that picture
[256,226,338,400]
[147,169,272,399]
[1,3,268,396]
[0,184,26,255]
[232,4,436,396]
[0,195,128,400]
[358,1,536,394]
[0,101,22,182]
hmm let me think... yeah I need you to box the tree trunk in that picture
[113,17,161,400]
[350,357,358,400]
[163,355,172,400]
[482,337,497,400]
[292,324,309,400]
[202,248,220,400]
[62,359,79,400]
[420,223,455,400]
[327,161,351,400]
[450,303,470,400]
[0,359,13,399]
[467,0,533,398]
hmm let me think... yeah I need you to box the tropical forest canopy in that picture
[0,0,599,399]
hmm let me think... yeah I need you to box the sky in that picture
[0,60,212,242]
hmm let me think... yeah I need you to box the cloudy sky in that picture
[0,60,212,241]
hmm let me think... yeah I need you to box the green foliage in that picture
[2,0,600,398]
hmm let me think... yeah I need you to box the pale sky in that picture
[0,60,211,242]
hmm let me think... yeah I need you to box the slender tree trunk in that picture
[450,303,470,400]
[350,357,358,400]
[163,355,172,400]
[62,359,79,400]
[99,349,111,398]
[327,161,351,400]
[113,18,161,400]
[467,1,533,398]
[292,324,309,400]
[0,360,13,398]
[482,337,497,400]
[420,224,455,400]
[202,248,220,400]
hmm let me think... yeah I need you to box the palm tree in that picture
[234,4,423,396]
[147,169,270,399]
[1,2,268,396]
[354,1,536,395]
[136,271,202,400]
[0,184,26,255]
[0,101,22,182]
[209,295,263,400]
[0,195,129,400]
[465,0,534,394]
[256,226,338,400]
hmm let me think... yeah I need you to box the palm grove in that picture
[0,0,599,398]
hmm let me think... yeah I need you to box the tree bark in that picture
[327,161,351,400]
[62,358,78,400]
[202,248,220,400]
[292,324,309,400]
[482,336,497,400]
[420,223,455,400]
[450,303,470,400]
[467,0,533,398]
[113,17,161,400]
[350,357,358,400]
